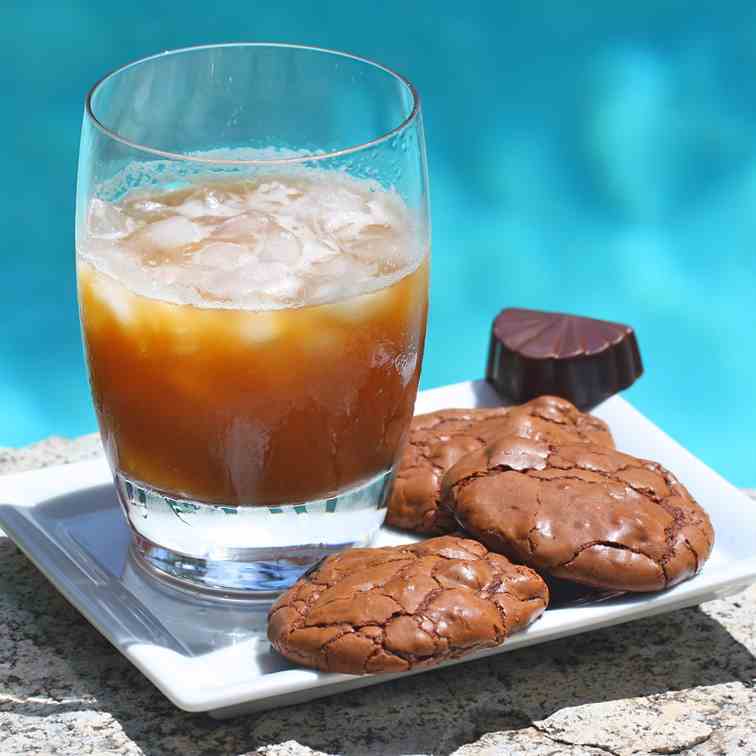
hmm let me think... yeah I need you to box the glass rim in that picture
[85,42,421,166]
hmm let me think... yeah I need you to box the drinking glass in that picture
[76,43,430,596]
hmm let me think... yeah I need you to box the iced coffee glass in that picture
[76,44,429,596]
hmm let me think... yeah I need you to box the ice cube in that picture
[366,199,399,227]
[249,262,304,301]
[251,260,289,284]
[308,254,378,303]
[175,199,213,219]
[320,190,403,246]
[320,185,366,215]
[311,255,350,278]
[129,199,167,216]
[194,242,254,271]
[142,216,205,250]
[322,209,373,240]
[212,212,269,242]
[152,263,186,289]
[300,237,340,265]
[260,226,301,265]
[328,285,393,322]
[177,187,243,219]
[308,279,345,303]
[90,271,136,325]
[348,231,403,267]
[194,270,233,302]
[88,199,137,239]
[77,236,119,262]
[196,259,299,304]
[265,275,304,302]
[248,181,303,208]
[143,299,199,354]
[238,311,282,344]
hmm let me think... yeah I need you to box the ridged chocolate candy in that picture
[486,308,643,409]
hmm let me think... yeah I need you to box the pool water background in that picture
[2,2,754,486]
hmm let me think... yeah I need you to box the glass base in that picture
[116,469,393,598]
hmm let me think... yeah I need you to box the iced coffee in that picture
[77,172,428,507]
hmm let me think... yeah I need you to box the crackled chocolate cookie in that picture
[268,535,549,674]
[442,438,714,592]
[501,395,614,448]
[386,396,613,534]
[386,407,513,534]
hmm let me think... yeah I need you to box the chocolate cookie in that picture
[496,395,614,447]
[442,438,714,592]
[386,407,513,533]
[268,535,549,674]
[386,396,614,534]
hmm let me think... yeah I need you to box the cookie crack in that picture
[270,601,306,621]
[526,526,539,555]
[363,641,419,670]
[555,539,664,579]
[427,458,446,477]
[451,465,518,495]
[483,573,547,608]
[683,536,700,573]
[646,494,701,576]
[321,627,375,671]
[538,453,705,577]
[531,409,570,428]
[484,570,546,638]
[527,487,545,554]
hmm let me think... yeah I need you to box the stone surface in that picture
[0,433,102,475]
[0,439,755,756]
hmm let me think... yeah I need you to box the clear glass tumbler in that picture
[76,43,430,597]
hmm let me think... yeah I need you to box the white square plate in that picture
[0,380,754,718]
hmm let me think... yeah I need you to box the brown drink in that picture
[77,173,428,506]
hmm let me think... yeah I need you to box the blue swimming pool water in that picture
[2,2,754,485]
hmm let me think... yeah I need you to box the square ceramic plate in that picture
[1,380,754,718]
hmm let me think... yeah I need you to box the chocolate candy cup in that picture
[486,308,643,409]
